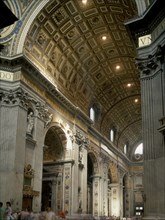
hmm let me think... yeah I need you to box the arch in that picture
[45,122,67,143]
[87,152,99,214]
[90,107,95,122]
[43,123,67,161]
[110,128,115,142]
[135,143,143,155]
[88,152,99,176]
[16,0,49,54]
[42,123,67,212]
[130,141,143,162]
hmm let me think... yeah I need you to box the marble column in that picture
[137,45,165,219]
[110,183,120,217]
[31,110,45,212]
[92,175,101,217]
[63,163,72,214]
[72,129,89,215]
[71,141,79,214]
[100,160,109,216]
[80,146,87,214]
[51,180,57,213]
[119,172,124,219]
[0,87,29,210]
[123,174,134,217]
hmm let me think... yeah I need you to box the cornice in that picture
[0,55,93,125]
[88,125,133,166]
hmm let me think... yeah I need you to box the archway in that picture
[42,125,67,213]
[87,152,99,215]
[108,161,119,217]
[87,154,93,214]
[123,174,127,217]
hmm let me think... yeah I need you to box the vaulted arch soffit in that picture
[100,95,141,149]
[88,151,99,175]
[8,0,142,151]
[44,123,67,161]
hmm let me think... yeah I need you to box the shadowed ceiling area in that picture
[24,0,141,153]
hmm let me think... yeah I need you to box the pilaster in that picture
[137,45,165,218]
[100,159,109,216]
[110,183,120,217]
[71,129,89,215]
[0,87,29,209]
[92,175,101,217]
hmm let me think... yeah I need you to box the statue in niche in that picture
[78,187,82,212]
[27,111,34,135]
[79,147,83,164]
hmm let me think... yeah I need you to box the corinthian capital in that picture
[0,88,29,108]
[74,130,90,147]
[136,45,164,76]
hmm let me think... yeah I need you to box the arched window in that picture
[90,107,95,121]
[124,144,127,154]
[110,129,114,142]
[135,143,143,155]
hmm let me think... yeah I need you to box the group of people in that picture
[0,203,65,220]
[0,202,13,220]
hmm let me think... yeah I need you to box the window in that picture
[135,143,143,155]
[133,143,143,161]
[135,206,143,216]
[90,107,95,121]
[124,144,127,154]
[136,212,141,216]
[110,129,114,142]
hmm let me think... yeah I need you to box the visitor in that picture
[5,202,13,220]
[0,202,5,220]
[45,207,55,220]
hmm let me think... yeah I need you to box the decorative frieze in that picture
[0,71,21,81]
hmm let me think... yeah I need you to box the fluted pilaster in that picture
[137,45,165,217]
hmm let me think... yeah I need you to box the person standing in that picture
[5,202,13,220]
[0,202,5,220]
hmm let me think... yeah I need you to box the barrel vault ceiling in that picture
[23,0,141,153]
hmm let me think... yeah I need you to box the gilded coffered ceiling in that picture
[23,0,141,152]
